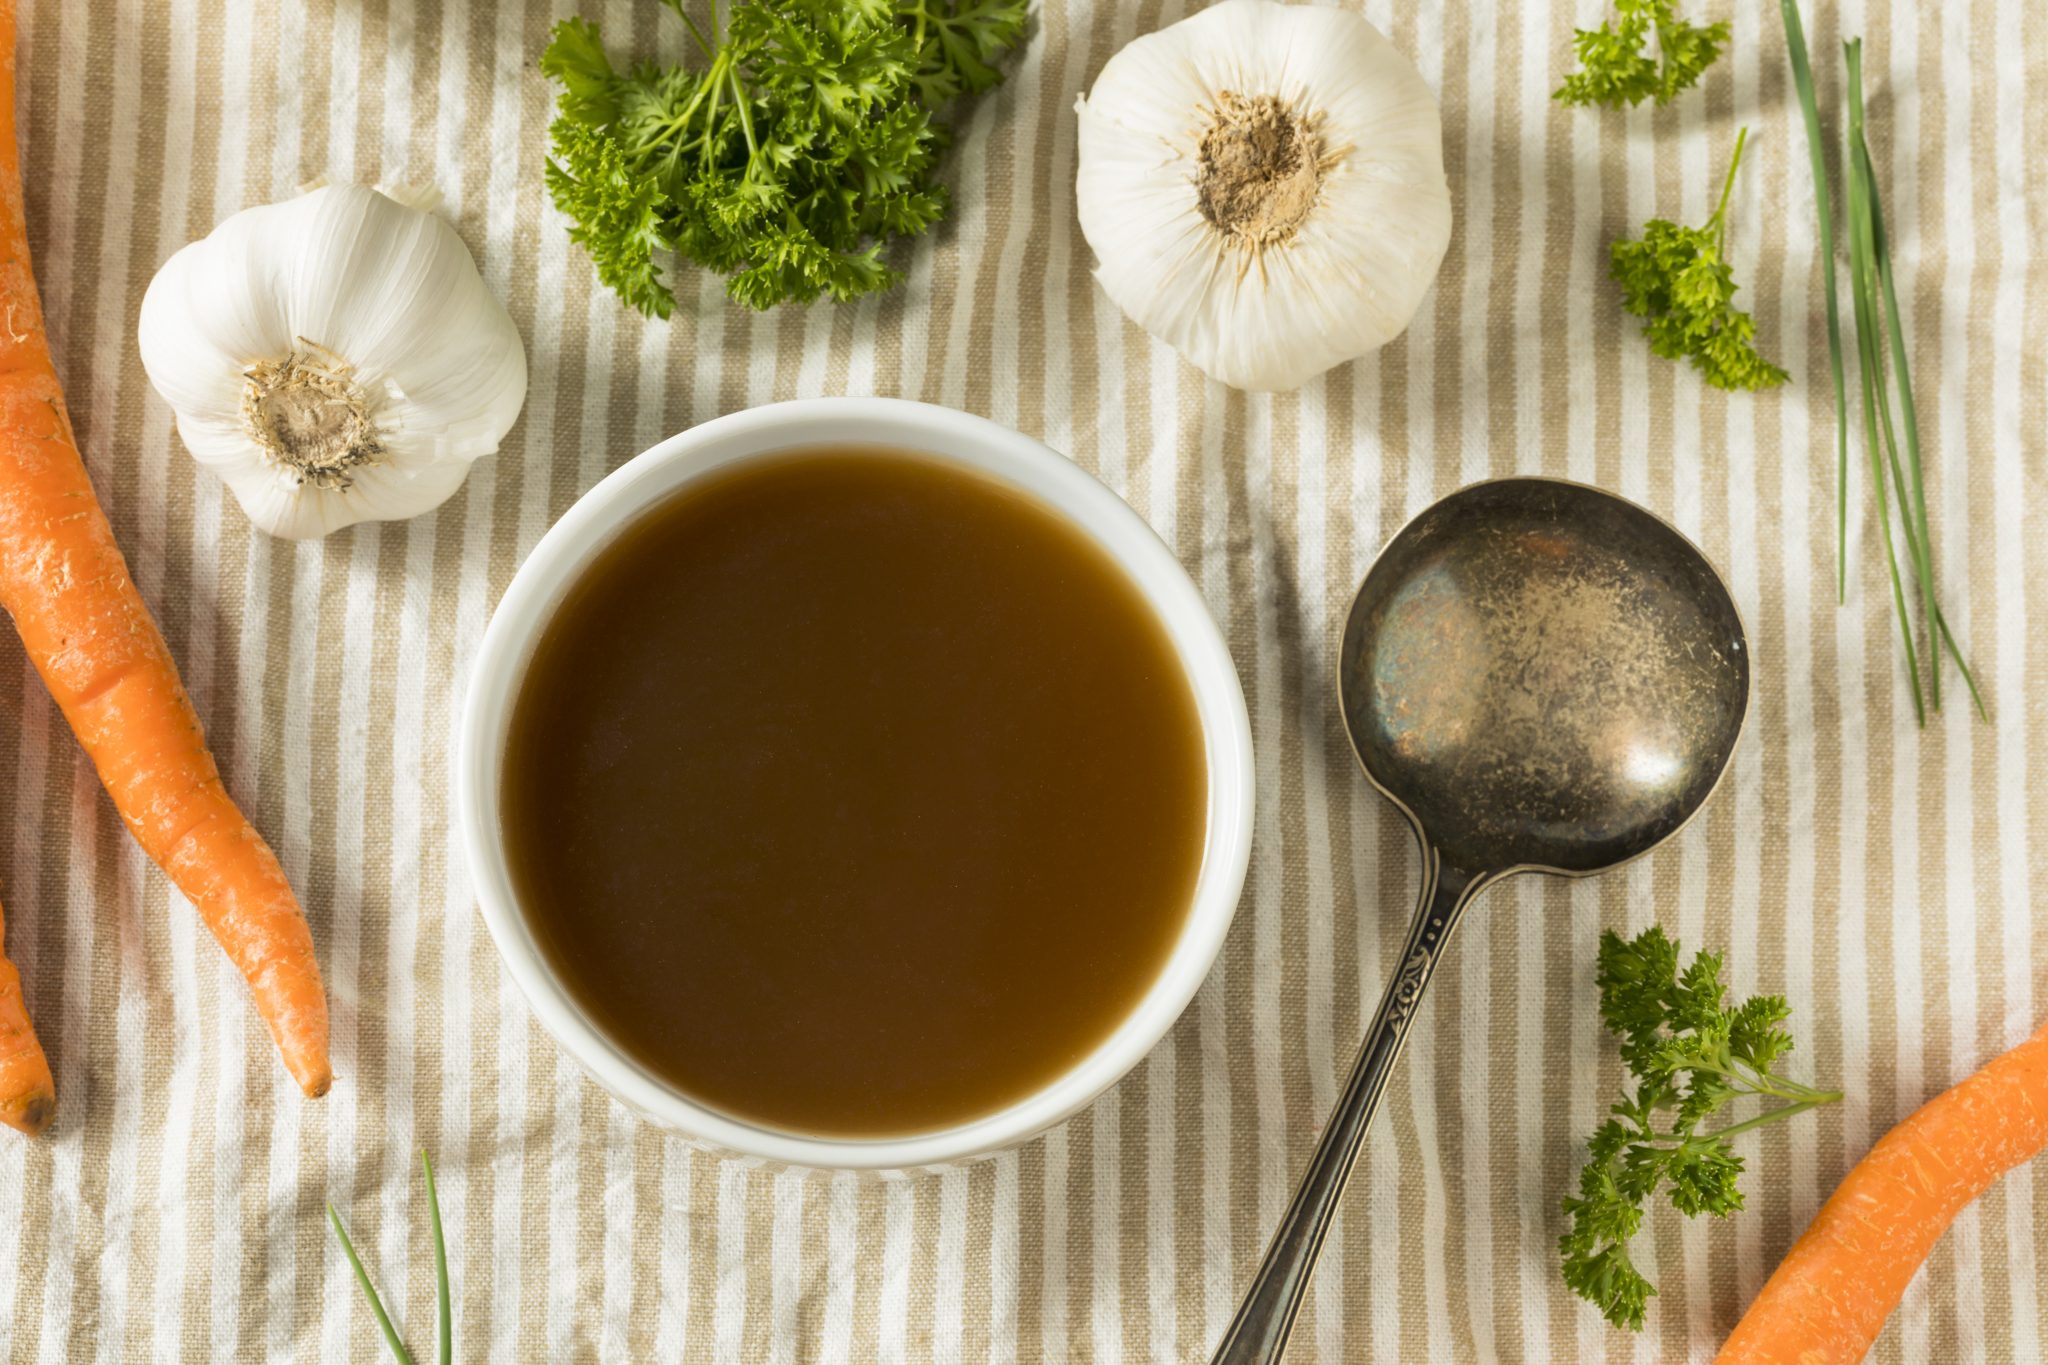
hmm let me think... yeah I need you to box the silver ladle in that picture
[1211,477,1751,1365]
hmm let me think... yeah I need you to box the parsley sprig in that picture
[541,0,1026,317]
[1554,0,1729,109]
[1560,927,1838,1331]
[1609,127,1789,392]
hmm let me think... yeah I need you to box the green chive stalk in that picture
[1841,40,1924,724]
[1781,12,1983,725]
[1854,116,1986,716]
[1779,0,1849,602]
[328,1151,452,1365]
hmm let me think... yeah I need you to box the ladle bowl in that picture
[1211,477,1750,1365]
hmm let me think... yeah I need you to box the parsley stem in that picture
[907,0,929,60]
[1698,1094,1843,1143]
[671,0,714,62]
[1632,1093,1844,1151]
[699,51,729,169]
[729,62,759,161]
[1686,1056,1838,1105]
[667,50,726,147]
[1708,125,1750,256]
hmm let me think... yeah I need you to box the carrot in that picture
[0,892,52,1134]
[0,1,329,1096]
[1716,1017,2048,1364]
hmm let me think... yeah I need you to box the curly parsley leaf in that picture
[1560,925,1838,1332]
[541,0,1027,316]
[540,16,624,125]
[1555,0,1729,109]
[545,120,678,319]
[1610,127,1789,393]
[912,0,1031,104]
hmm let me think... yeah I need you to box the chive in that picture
[1935,608,1988,718]
[328,1201,419,1365]
[328,1151,453,1365]
[1856,136,1985,717]
[1854,156,1930,681]
[1842,39,1924,725]
[1852,134,1938,713]
[423,1151,452,1365]
[1779,14,1980,725]
[1780,0,1849,603]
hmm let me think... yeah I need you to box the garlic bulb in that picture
[1074,0,1453,392]
[138,184,527,539]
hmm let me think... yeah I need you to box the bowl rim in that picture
[455,397,1254,1171]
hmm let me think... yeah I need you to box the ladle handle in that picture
[1208,852,1488,1365]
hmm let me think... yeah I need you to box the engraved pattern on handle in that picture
[1382,943,1434,1031]
[1207,850,1492,1365]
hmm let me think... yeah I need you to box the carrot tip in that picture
[1,1087,53,1136]
[296,1063,333,1099]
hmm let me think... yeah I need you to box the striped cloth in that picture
[3,0,2042,1359]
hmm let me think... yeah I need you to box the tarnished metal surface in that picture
[1339,478,1750,876]
[1212,479,1751,1365]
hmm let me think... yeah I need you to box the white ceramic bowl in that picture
[456,398,1253,1171]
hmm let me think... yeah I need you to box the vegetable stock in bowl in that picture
[500,447,1209,1138]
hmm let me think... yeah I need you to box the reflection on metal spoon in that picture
[1210,477,1750,1365]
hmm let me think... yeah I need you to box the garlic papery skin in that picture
[138,184,528,539]
[1074,0,1453,393]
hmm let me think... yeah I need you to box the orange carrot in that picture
[1716,1017,2048,1364]
[0,1,329,1096]
[0,892,52,1134]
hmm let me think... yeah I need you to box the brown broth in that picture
[501,448,1208,1136]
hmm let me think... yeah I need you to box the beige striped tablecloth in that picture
[2,0,2042,1359]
